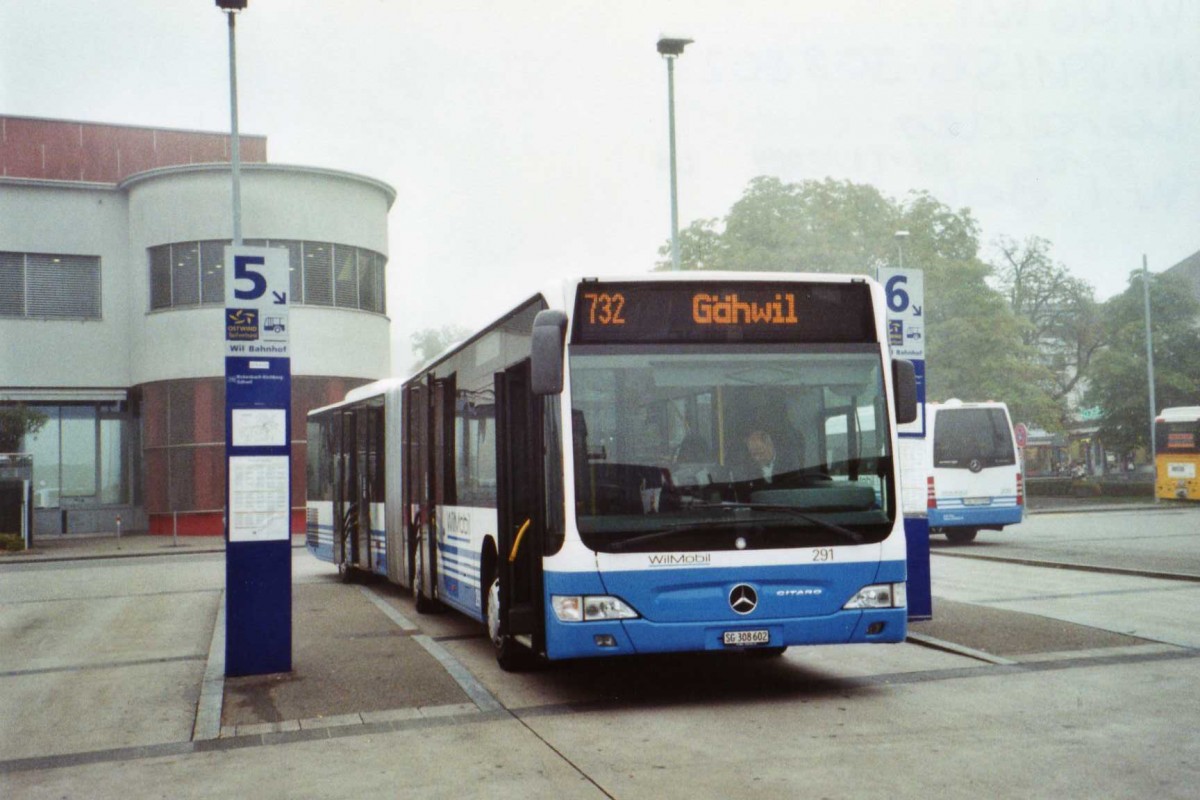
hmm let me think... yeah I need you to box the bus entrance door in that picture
[405,382,438,611]
[494,360,546,668]
[333,409,360,580]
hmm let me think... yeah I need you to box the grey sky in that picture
[3,1,1197,373]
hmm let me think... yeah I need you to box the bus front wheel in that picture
[486,578,533,672]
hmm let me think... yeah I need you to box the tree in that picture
[654,218,725,272]
[1084,271,1200,454]
[656,176,1062,428]
[0,405,48,453]
[410,325,472,370]
[990,236,1103,408]
[656,177,899,274]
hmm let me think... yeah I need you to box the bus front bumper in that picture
[544,606,907,660]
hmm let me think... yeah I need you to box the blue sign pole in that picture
[879,267,932,621]
[224,248,293,675]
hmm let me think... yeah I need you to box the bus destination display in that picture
[571,281,875,344]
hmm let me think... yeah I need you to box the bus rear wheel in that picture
[945,528,978,544]
[337,532,356,584]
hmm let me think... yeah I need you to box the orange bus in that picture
[1154,406,1200,501]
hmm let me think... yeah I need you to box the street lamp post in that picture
[895,230,910,270]
[658,36,693,271]
[217,0,248,246]
[1142,254,1157,479]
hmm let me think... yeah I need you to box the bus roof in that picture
[307,377,404,418]
[1157,406,1200,422]
[929,399,1011,410]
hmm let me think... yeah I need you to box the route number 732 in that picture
[583,292,626,326]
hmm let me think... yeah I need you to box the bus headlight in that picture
[843,583,906,609]
[552,595,639,622]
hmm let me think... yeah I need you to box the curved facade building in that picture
[0,116,394,536]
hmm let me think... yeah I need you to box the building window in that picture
[200,241,226,304]
[170,243,201,306]
[15,402,134,509]
[0,251,101,319]
[333,244,357,309]
[302,242,334,306]
[148,239,386,313]
[358,250,384,313]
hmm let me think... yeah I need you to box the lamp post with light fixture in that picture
[215,0,293,679]
[657,36,692,271]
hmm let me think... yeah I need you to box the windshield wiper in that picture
[606,518,754,553]
[606,503,864,552]
[687,502,864,544]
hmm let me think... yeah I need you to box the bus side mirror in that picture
[892,359,918,424]
[531,310,568,395]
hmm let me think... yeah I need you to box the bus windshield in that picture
[1155,415,1200,454]
[568,344,896,552]
[932,407,1017,469]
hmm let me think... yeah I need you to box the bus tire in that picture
[413,536,439,614]
[337,530,356,583]
[746,646,788,658]
[486,577,533,672]
[945,528,978,544]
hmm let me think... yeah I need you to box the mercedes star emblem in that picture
[729,584,758,615]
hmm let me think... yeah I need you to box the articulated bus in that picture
[307,273,917,669]
[1154,406,1200,501]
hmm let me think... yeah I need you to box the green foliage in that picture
[1084,271,1200,453]
[0,533,24,552]
[0,405,48,453]
[990,236,1103,406]
[409,325,472,370]
[656,175,1063,429]
[1026,478,1152,499]
[654,218,725,272]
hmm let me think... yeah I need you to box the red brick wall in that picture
[0,116,267,183]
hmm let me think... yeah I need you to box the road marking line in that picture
[906,632,1019,665]
[0,654,205,679]
[360,584,504,713]
[358,585,418,631]
[192,591,226,742]
[410,635,504,713]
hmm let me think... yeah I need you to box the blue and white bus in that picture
[306,378,404,580]
[925,399,1024,543]
[307,273,917,669]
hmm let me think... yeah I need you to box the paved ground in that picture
[2,499,1195,799]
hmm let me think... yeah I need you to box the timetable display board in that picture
[571,281,876,345]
